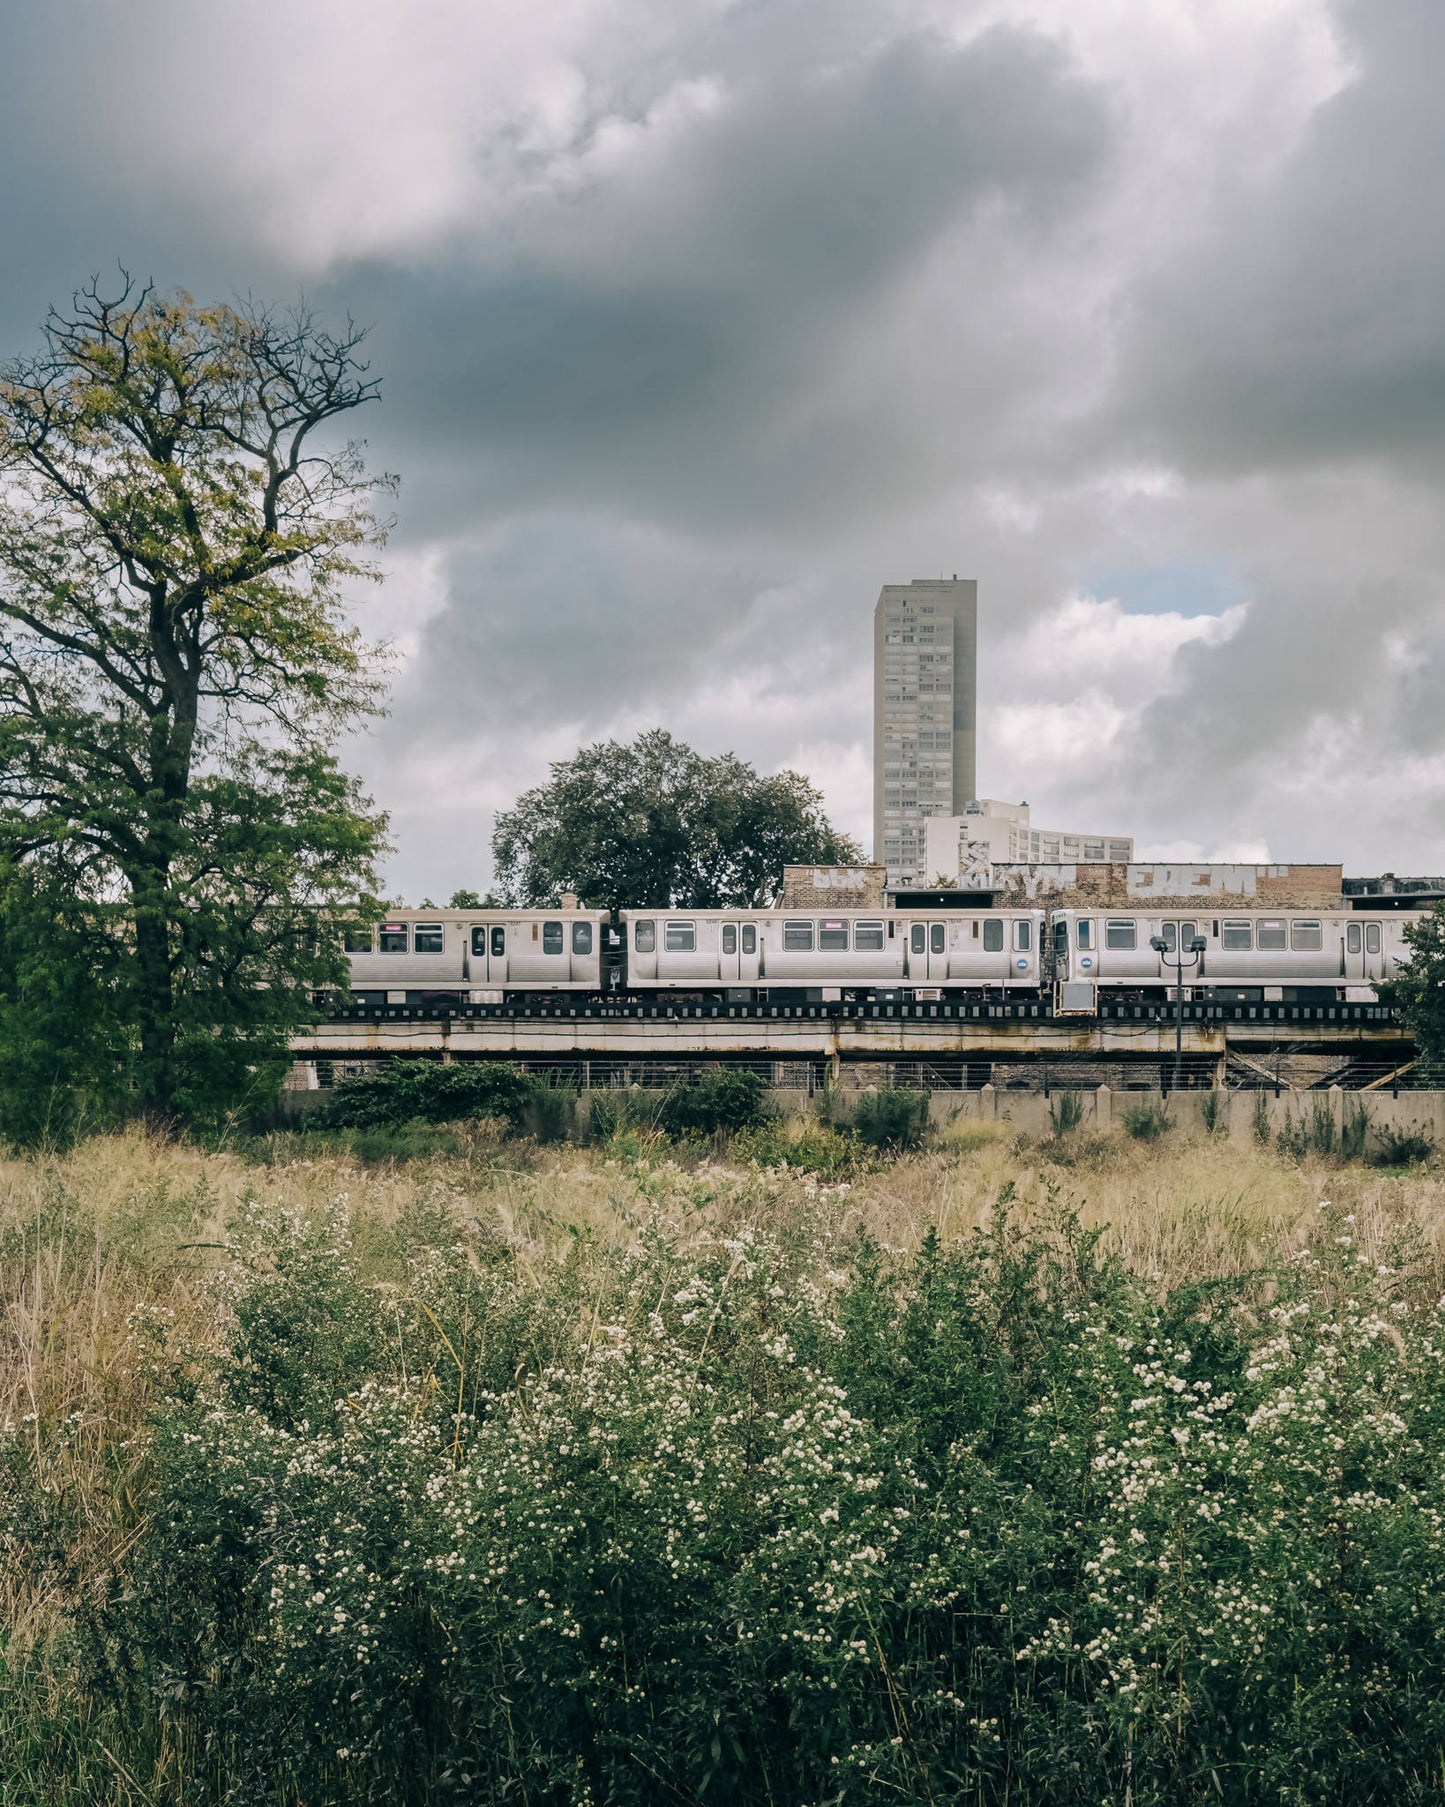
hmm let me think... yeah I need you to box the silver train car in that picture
[344,909,607,1001]
[341,906,1046,1003]
[1050,907,1414,1007]
[619,908,1046,997]
[340,904,1419,1007]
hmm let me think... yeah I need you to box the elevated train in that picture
[342,900,1414,1010]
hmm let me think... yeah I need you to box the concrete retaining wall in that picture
[274,1080,1445,1148]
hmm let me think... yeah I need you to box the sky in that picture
[2,0,1443,894]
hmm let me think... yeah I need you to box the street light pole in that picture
[1150,933,1207,1093]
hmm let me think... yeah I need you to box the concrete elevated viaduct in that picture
[289,998,1421,1094]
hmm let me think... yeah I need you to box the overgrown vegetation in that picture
[322,1059,540,1131]
[850,1084,929,1149]
[1373,1121,1437,1167]
[6,1118,1445,1805]
[1121,1097,1172,1141]
[656,1065,770,1137]
[7,1135,1445,1805]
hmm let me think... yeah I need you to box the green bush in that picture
[1251,1089,1271,1145]
[1370,1121,1437,1167]
[1120,1097,1171,1141]
[323,1058,538,1130]
[657,1066,770,1137]
[522,1078,576,1143]
[1340,1101,1372,1162]
[586,1087,665,1142]
[1047,1089,1085,1135]
[729,1116,869,1176]
[90,1195,1445,1805]
[1199,1087,1227,1135]
[850,1085,930,1150]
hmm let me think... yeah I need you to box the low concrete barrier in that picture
[273,1077,1445,1150]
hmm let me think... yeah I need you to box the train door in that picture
[907,921,948,983]
[1158,919,1202,969]
[1345,920,1364,984]
[1363,919,1384,982]
[738,921,760,982]
[720,920,740,982]
[471,922,508,983]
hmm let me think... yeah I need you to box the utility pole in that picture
[1150,932,1207,1093]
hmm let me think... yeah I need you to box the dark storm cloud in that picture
[0,0,1441,894]
[1109,0,1445,474]
[358,20,1115,538]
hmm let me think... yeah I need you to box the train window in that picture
[1053,920,1069,956]
[342,922,373,953]
[930,924,946,955]
[1257,920,1287,951]
[1077,920,1093,950]
[784,920,814,952]
[983,919,1004,952]
[819,920,849,951]
[1347,923,1362,954]
[722,924,737,955]
[742,925,757,954]
[910,923,926,955]
[854,921,884,950]
[634,920,656,953]
[543,921,564,955]
[1159,922,1177,952]
[471,927,487,957]
[1180,921,1198,945]
[1014,920,1032,953]
[1366,923,1382,955]
[1222,921,1253,950]
[414,923,444,954]
[665,921,697,952]
[492,926,505,958]
[1290,920,1323,951]
[1105,920,1135,949]
[378,923,409,953]
[572,922,593,955]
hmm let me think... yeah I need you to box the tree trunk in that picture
[131,877,177,1124]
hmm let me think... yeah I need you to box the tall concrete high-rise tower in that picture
[873,578,977,887]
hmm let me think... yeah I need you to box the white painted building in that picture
[923,800,1134,886]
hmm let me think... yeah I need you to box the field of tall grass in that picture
[6,1116,1445,1803]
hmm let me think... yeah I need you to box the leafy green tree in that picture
[491,728,861,909]
[1378,901,1445,1063]
[0,856,129,1145]
[0,278,390,1124]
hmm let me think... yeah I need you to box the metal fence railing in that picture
[300,1052,1445,1096]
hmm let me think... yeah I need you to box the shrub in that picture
[1276,1097,1340,1161]
[1199,1087,1227,1135]
[657,1066,770,1137]
[1340,1100,1371,1161]
[1370,1121,1437,1167]
[522,1078,576,1143]
[729,1117,868,1177]
[850,1085,929,1150]
[1120,1097,1171,1141]
[1047,1089,1085,1135]
[323,1059,537,1130]
[97,1194,1445,1807]
[1251,1089,1272,1146]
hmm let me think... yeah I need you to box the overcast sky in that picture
[3,0,1442,894]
